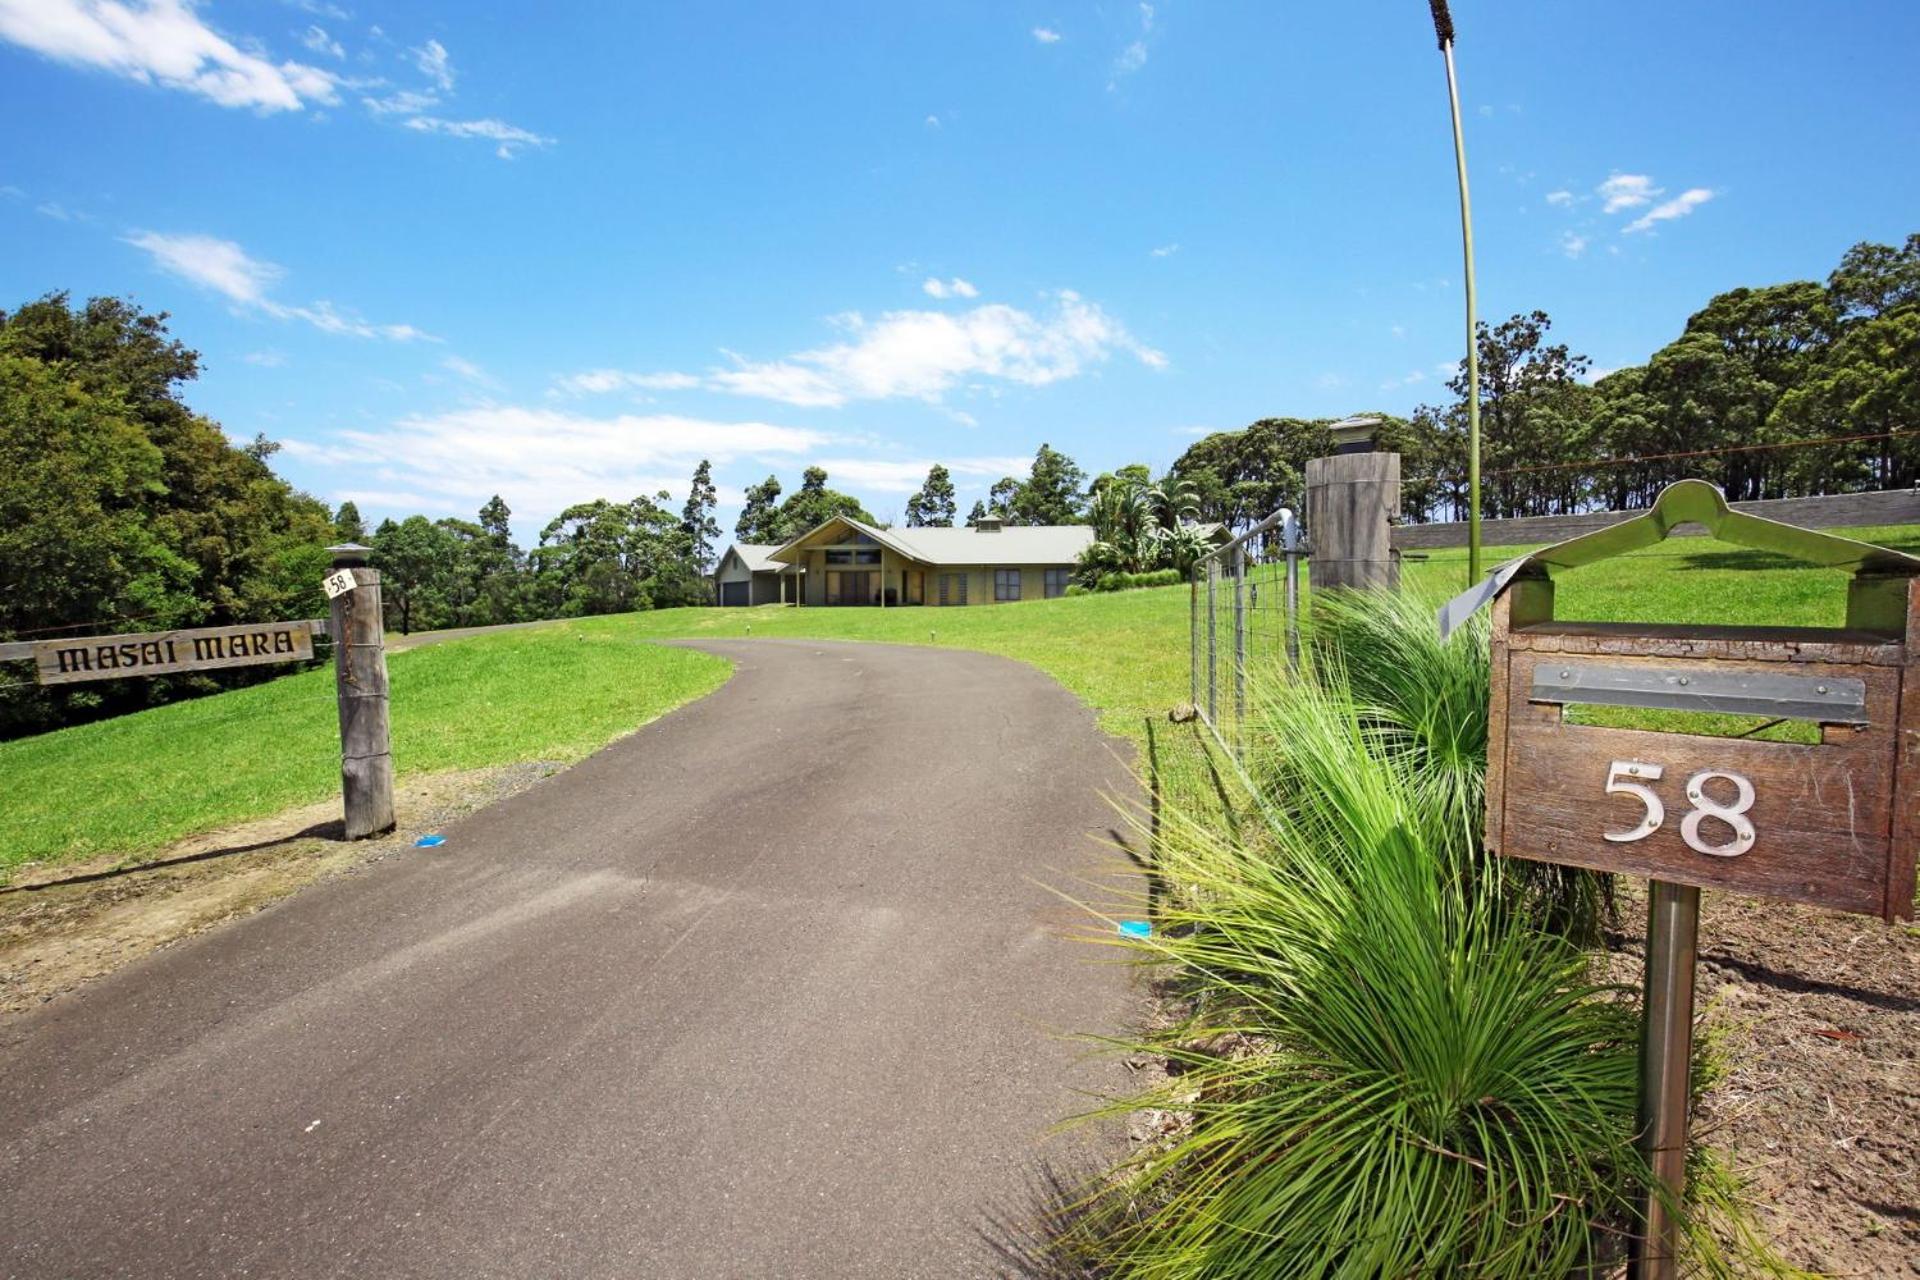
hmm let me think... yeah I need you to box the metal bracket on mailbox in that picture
[1529,663,1869,724]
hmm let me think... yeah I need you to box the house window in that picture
[994,569,1021,602]
[1044,568,1071,599]
[938,573,969,606]
[824,547,880,566]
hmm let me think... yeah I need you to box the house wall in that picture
[749,573,788,605]
[715,552,754,605]
[927,565,1070,605]
[791,545,1073,606]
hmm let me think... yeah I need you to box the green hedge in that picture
[1092,567,1184,593]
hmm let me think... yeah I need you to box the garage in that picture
[720,580,749,606]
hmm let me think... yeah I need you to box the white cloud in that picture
[440,354,499,387]
[412,37,452,91]
[1598,172,1660,213]
[1560,230,1590,258]
[708,291,1165,408]
[1150,243,1180,258]
[1624,187,1713,234]
[1032,26,1061,44]
[282,0,349,19]
[1379,369,1427,391]
[921,276,979,299]
[242,349,287,367]
[125,230,283,304]
[0,0,339,112]
[1109,1,1155,82]
[403,113,553,157]
[123,230,431,340]
[299,24,341,58]
[552,368,702,396]
[1545,189,1574,206]
[289,406,828,530]
[362,88,438,115]
[924,113,941,128]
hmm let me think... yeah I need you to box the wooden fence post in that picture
[1305,441,1401,592]
[328,543,396,839]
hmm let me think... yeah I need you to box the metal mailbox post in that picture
[1441,480,1920,1280]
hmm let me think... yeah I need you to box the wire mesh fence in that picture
[1190,507,1304,759]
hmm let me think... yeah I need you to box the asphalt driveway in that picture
[0,638,1141,1278]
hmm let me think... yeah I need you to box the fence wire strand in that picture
[1191,509,1303,759]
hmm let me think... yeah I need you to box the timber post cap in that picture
[327,542,374,567]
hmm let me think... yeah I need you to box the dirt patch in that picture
[1606,886,1920,1276]
[0,761,561,1020]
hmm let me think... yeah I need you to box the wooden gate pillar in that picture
[1305,445,1400,592]
[327,543,396,839]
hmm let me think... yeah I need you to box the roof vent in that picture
[974,515,1003,532]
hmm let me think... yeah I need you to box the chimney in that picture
[975,515,1003,532]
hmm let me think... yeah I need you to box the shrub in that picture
[1066,671,1653,1277]
[1309,586,1612,942]
[1092,567,1184,593]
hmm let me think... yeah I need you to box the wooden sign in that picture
[1486,590,1920,923]
[33,621,315,686]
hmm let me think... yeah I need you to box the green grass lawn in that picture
[9,521,1916,877]
[0,628,728,876]
[576,584,1195,741]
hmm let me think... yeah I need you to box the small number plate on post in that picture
[322,569,358,599]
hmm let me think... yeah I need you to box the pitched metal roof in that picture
[769,515,1094,566]
[1437,479,1920,638]
[722,543,800,575]
[886,523,1096,565]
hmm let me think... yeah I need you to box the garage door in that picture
[720,581,749,606]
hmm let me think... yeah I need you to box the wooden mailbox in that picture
[1444,479,1920,923]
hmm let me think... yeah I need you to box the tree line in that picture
[1162,232,1919,531]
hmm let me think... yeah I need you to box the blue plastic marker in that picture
[415,834,446,848]
[1119,920,1153,938]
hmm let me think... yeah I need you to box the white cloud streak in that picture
[403,113,553,157]
[299,24,341,59]
[554,291,1163,409]
[0,0,339,112]
[708,291,1166,408]
[1598,172,1660,213]
[1624,187,1713,234]
[552,369,703,396]
[921,276,979,299]
[123,231,432,341]
[1031,26,1060,44]
[285,407,829,531]
[412,37,452,90]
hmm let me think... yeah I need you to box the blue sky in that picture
[3,2,1917,542]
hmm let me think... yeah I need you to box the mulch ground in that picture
[1608,886,1920,1276]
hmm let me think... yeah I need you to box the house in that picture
[713,543,806,606]
[744,514,1095,606]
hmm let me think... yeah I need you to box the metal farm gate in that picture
[1189,507,1304,758]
